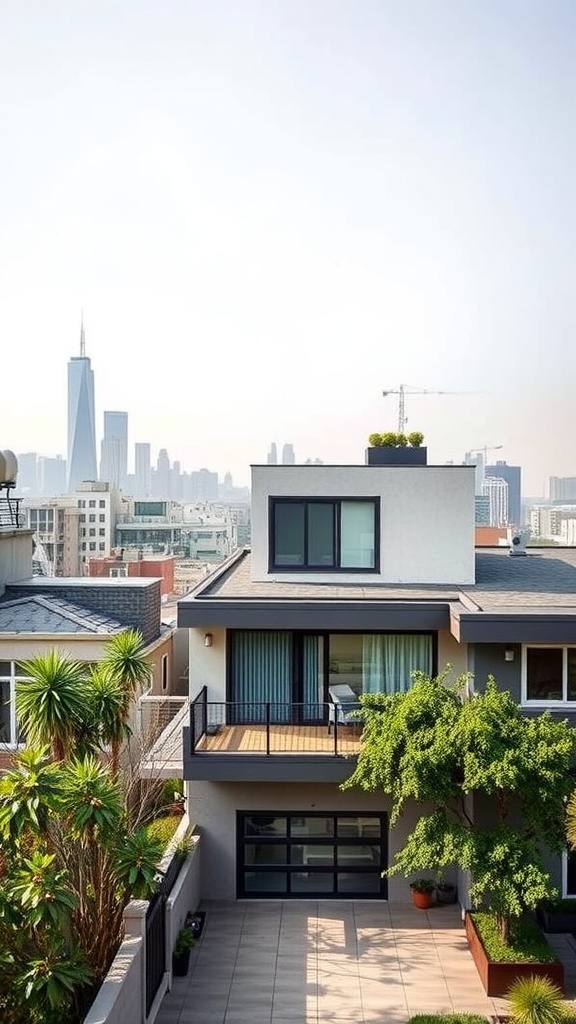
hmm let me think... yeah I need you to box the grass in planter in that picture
[472,913,559,964]
[408,1015,488,1024]
[145,814,181,848]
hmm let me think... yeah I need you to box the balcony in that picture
[182,687,362,783]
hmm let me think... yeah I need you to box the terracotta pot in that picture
[412,890,433,909]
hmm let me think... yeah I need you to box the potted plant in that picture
[365,432,427,466]
[410,878,435,909]
[435,878,458,904]
[172,926,196,976]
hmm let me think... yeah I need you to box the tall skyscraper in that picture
[135,443,151,497]
[267,443,278,465]
[485,461,521,527]
[67,319,97,493]
[100,411,128,490]
[282,443,295,465]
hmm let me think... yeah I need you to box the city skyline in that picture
[2,2,575,494]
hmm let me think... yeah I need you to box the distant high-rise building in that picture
[67,318,97,492]
[100,411,128,490]
[282,443,295,465]
[155,449,171,498]
[267,443,278,465]
[38,456,66,496]
[464,451,485,495]
[482,476,509,526]
[17,452,38,493]
[190,468,218,501]
[135,443,151,497]
[485,461,521,527]
[550,477,576,502]
[474,495,491,525]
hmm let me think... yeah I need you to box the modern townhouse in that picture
[173,447,576,905]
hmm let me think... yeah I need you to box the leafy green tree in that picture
[343,670,576,943]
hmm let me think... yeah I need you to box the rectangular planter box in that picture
[465,913,564,998]
[365,446,427,466]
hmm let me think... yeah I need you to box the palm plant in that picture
[100,630,151,775]
[87,665,131,775]
[16,652,90,762]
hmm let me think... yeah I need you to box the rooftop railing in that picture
[0,495,24,529]
[189,687,362,757]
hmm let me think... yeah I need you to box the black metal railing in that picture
[0,495,23,529]
[189,691,362,757]
[145,892,166,1015]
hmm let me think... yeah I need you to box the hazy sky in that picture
[1,0,575,493]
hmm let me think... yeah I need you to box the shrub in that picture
[507,974,566,1024]
[145,815,181,848]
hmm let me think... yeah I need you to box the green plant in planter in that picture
[174,927,196,956]
[506,974,566,1024]
[368,431,424,448]
[409,878,435,894]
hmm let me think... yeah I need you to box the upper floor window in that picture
[270,498,378,572]
[522,646,576,704]
[99,500,106,508]
[0,661,28,746]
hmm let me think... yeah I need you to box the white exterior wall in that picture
[189,626,227,701]
[251,465,475,585]
[187,780,427,903]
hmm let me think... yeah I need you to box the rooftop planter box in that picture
[365,446,427,466]
[465,912,564,998]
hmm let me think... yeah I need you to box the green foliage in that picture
[343,669,576,943]
[409,878,435,893]
[174,927,195,955]
[115,827,165,898]
[471,914,559,965]
[408,1017,489,1024]
[145,815,181,848]
[0,748,61,841]
[368,431,425,447]
[407,431,424,447]
[16,652,89,761]
[506,974,566,1024]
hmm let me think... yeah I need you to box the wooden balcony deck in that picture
[194,722,362,755]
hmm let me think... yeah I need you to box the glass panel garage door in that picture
[237,812,387,899]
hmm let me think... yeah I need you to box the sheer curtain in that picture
[232,631,292,722]
[302,635,324,719]
[362,635,432,694]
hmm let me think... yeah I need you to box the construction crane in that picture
[381,384,470,434]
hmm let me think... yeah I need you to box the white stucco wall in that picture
[0,530,34,596]
[188,626,227,701]
[250,464,475,585]
[187,780,427,903]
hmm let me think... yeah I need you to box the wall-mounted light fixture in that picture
[504,647,515,662]
[204,633,213,648]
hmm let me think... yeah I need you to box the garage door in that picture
[237,812,387,899]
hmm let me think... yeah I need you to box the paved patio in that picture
[156,900,519,1024]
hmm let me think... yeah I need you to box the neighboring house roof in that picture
[0,595,126,634]
[178,547,576,643]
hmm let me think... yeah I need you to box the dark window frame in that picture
[268,496,380,573]
[236,810,388,899]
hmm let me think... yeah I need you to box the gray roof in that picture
[178,548,576,640]
[0,596,126,634]
[183,548,576,610]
